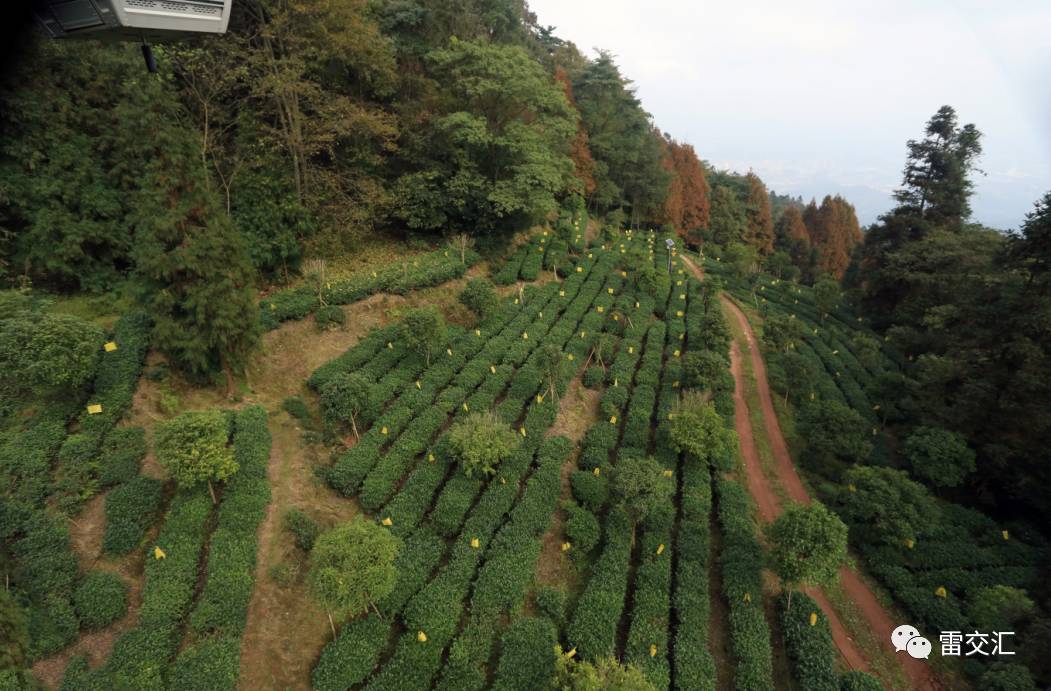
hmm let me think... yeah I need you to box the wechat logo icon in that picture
[892,624,932,660]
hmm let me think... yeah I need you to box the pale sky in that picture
[528,0,1051,229]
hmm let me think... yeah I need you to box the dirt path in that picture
[681,257,940,691]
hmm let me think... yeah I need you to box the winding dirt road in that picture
[684,256,941,691]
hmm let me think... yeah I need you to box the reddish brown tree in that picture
[554,66,597,198]
[807,195,862,279]
[658,136,710,245]
[744,172,775,256]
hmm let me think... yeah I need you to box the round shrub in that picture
[447,411,520,478]
[27,595,78,658]
[0,313,104,393]
[904,426,976,488]
[582,366,605,389]
[314,305,346,331]
[74,572,128,630]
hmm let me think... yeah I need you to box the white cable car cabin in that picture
[34,0,232,41]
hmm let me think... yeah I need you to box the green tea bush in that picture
[839,671,884,691]
[167,636,240,691]
[312,615,389,691]
[103,476,164,555]
[779,592,837,691]
[98,427,146,487]
[492,618,557,691]
[74,572,128,630]
[284,508,319,551]
[583,365,605,389]
[459,278,498,319]
[27,595,78,658]
[314,305,346,331]
[564,502,600,554]
[534,586,567,626]
[570,469,608,512]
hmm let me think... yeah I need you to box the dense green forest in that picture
[1,1,1049,690]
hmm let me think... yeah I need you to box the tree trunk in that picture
[787,588,793,611]
[350,414,359,441]
[207,479,217,505]
[328,612,336,639]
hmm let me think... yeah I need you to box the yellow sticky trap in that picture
[539,311,543,318]
[656,543,665,555]
[428,453,435,463]
[676,310,684,317]
[567,353,574,361]
[934,586,948,598]
[743,592,751,603]
[500,477,506,484]
[613,315,619,321]
[580,331,586,338]
[610,416,617,425]
[607,287,614,294]
[520,427,527,437]
[628,346,634,354]
[679,334,684,341]
[153,546,166,560]
[470,537,480,549]
[417,631,427,643]
[596,306,604,313]
[673,350,681,358]
[680,294,686,300]
[416,380,422,389]
[848,483,857,493]
[372,271,378,278]
[86,404,103,415]
[462,403,469,412]
[663,469,673,478]
[588,253,593,259]
[381,426,389,435]
[515,298,520,304]
[476,329,481,336]
[560,290,565,297]
[447,348,454,356]
[326,282,331,289]
[649,643,657,657]
[387,342,394,349]
[621,271,627,278]
[561,542,571,552]
[1002,530,1010,540]
[490,365,497,374]
[270,303,276,311]
[635,301,640,309]
[676,280,683,286]
[104,341,118,352]
[614,378,618,387]
[668,413,674,421]
[809,612,818,626]
[382,517,393,526]
[522,332,528,340]
[593,467,601,477]
[832,349,839,355]
[576,267,582,273]
[872,404,880,411]
[905,538,915,549]
[672,381,680,388]
[536,394,544,404]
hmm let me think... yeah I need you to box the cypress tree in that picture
[132,106,259,391]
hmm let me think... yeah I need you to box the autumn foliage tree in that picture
[743,172,775,257]
[805,195,862,279]
[554,65,597,198]
[660,135,711,246]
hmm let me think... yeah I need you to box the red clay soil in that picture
[681,256,942,690]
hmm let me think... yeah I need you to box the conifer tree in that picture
[132,112,259,391]
[743,172,774,256]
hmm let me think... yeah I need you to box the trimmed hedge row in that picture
[102,475,165,555]
[260,246,480,330]
[169,406,273,690]
[716,477,774,691]
[779,591,838,691]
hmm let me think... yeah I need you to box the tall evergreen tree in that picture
[132,105,259,391]
[808,195,862,279]
[709,186,748,248]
